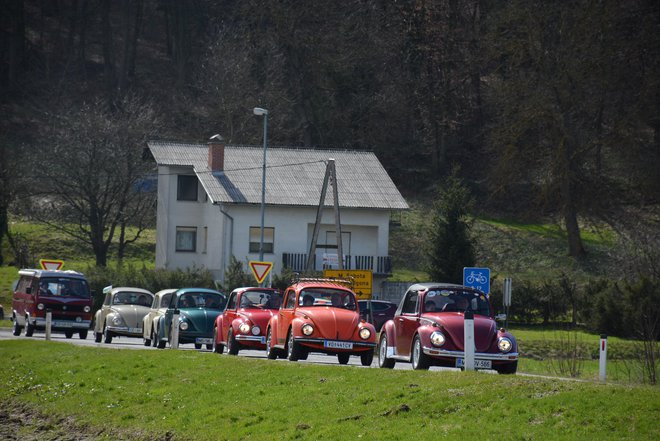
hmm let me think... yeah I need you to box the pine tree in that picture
[427,169,476,284]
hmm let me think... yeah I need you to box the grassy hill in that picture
[0,209,624,307]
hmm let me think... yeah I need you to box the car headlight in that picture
[430,331,446,347]
[239,323,251,334]
[112,316,124,326]
[301,324,314,336]
[37,303,45,310]
[179,320,189,331]
[498,337,513,353]
[84,306,91,313]
[251,326,261,336]
[359,328,371,340]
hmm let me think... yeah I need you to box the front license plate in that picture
[52,321,74,328]
[324,340,353,350]
[456,358,492,369]
[128,327,142,333]
[260,336,266,344]
[196,338,213,344]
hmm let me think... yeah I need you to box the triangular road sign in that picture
[40,259,65,270]
[249,261,273,284]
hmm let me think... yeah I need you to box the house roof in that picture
[147,140,408,210]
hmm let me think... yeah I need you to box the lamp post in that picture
[253,107,268,262]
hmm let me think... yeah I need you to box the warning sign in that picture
[249,261,273,284]
[323,269,373,299]
[40,259,65,270]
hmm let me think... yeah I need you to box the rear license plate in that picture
[128,327,142,333]
[324,340,353,350]
[196,338,213,344]
[456,358,492,369]
[52,321,74,328]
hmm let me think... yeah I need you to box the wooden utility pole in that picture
[306,159,343,271]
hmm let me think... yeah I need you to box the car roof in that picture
[18,269,86,279]
[154,288,177,296]
[289,277,355,292]
[233,287,278,293]
[408,282,471,291]
[110,287,154,296]
[175,287,225,295]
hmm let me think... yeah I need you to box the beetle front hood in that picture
[179,308,222,333]
[110,305,151,327]
[425,312,496,352]
[298,307,360,340]
[239,309,276,328]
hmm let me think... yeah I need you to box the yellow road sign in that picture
[323,269,373,299]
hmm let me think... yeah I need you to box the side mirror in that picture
[495,313,507,322]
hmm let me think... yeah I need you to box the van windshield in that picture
[39,278,91,298]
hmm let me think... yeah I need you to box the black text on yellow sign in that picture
[323,269,373,299]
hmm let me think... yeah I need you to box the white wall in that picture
[156,168,393,282]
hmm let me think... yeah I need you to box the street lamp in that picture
[253,107,268,262]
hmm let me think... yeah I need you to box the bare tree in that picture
[30,95,158,266]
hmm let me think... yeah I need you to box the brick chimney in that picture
[208,134,225,172]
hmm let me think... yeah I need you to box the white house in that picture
[146,138,408,292]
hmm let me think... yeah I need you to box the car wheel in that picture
[266,328,277,360]
[411,335,430,370]
[360,349,374,366]
[337,353,350,364]
[378,333,395,369]
[496,361,518,375]
[151,328,158,347]
[194,343,202,349]
[212,327,224,354]
[94,331,102,343]
[157,331,166,349]
[25,319,35,337]
[286,329,301,362]
[12,318,22,336]
[103,324,113,344]
[65,331,74,339]
[79,330,88,340]
[227,328,240,355]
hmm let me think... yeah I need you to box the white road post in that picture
[464,309,475,371]
[171,311,180,350]
[45,310,52,340]
[599,334,608,382]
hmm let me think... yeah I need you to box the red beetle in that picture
[378,283,518,373]
[266,278,377,366]
[213,287,282,355]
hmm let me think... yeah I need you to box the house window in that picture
[176,227,197,252]
[177,175,198,201]
[249,227,274,253]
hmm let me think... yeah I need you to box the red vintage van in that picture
[11,269,93,339]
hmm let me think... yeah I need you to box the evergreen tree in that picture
[427,168,476,284]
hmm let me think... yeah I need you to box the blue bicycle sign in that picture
[463,267,490,294]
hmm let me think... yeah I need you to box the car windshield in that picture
[113,292,153,306]
[39,277,91,298]
[240,290,282,309]
[299,288,356,310]
[178,292,227,310]
[423,289,491,316]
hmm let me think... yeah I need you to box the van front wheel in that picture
[12,319,22,336]
[25,320,35,337]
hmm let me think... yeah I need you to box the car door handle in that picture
[398,318,404,322]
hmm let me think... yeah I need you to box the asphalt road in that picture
[0,327,471,372]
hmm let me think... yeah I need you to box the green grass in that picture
[1,340,658,441]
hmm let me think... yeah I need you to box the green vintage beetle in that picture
[155,287,227,350]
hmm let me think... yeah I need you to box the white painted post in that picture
[464,309,475,371]
[599,334,607,382]
[171,311,180,350]
[45,310,52,340]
